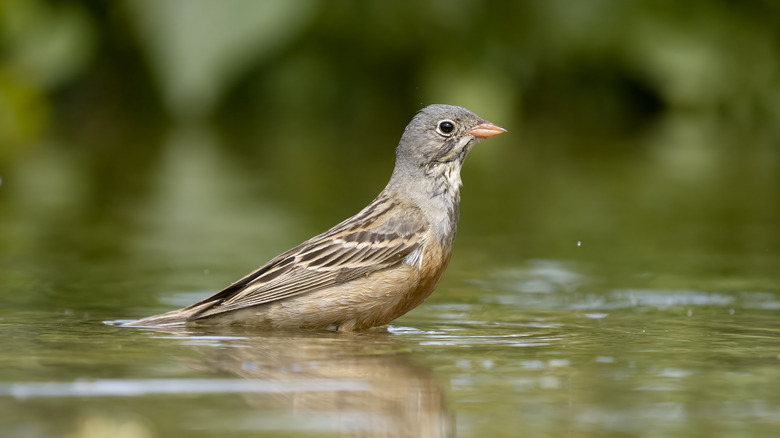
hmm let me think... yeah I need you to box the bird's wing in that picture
[185,195,428,320]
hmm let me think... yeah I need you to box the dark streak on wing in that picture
[181,195,427,320]
[347,201,396,231]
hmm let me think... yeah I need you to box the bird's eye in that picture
[437,120,455,136]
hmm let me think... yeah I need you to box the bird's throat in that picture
[426,161,462,245]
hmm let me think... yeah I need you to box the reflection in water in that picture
[154,327,454,438]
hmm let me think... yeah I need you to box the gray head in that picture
[391,104,506,180]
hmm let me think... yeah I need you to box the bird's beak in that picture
[468,121,507,139]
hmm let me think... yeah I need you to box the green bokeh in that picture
[1,2,779,437]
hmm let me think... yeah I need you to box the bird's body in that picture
[122,104,505,331]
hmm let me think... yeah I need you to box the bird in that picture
[121,104,506,331]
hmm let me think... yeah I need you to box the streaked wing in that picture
[185,195,427,320]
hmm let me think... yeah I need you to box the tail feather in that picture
[119,300,217,327]
[119,309,188,327]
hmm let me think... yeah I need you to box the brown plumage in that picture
[121,104,506,331]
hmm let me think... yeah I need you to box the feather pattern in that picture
[181,194,428,320]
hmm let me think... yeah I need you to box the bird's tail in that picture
[108,296,219,327]
[110,309,187,327]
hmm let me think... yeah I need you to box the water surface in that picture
[1,122,778,437]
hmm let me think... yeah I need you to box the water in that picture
[1,120,779,437]
[1,288,778,437]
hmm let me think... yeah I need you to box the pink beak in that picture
[468,121,507,139]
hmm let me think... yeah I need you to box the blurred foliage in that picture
[1,5,778,435]
[0,0,778,296]
[0,0,777,151]
[0,0,94,154]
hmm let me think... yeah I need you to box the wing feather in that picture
[184,196,428,320]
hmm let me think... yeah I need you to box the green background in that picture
[1,1,779,437]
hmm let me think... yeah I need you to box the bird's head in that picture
[394,104,506,174]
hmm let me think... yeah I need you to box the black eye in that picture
[437,120,455,136]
